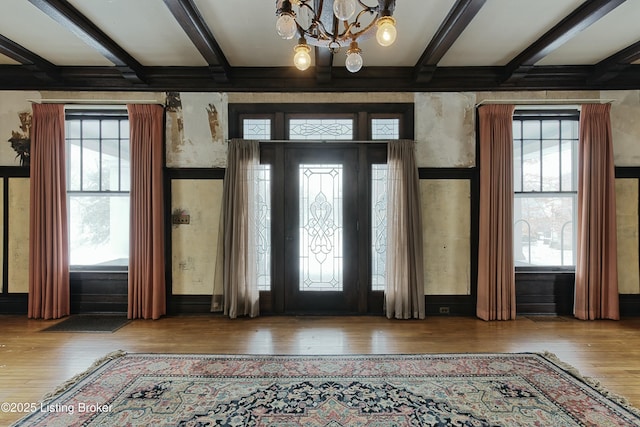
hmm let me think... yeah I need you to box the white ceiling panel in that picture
[68,0,207,66]
[196,0,295,67]
[536,2,640,65]
[439,0,584,66]
[0,0,112,66]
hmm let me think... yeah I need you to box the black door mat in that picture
[42,314,130,333]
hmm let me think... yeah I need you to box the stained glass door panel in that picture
[284,148,358,313]
[299,164,343,291]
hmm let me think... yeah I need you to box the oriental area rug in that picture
[13,352,640,426]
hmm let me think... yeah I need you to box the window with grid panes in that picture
[513,110,579,268]
[66,110,130,267]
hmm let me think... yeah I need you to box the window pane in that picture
[371,164,387,291]
[512,121,521,138]
[101,139,120,191]
[82,120,100,139]
[541,120,559,139]
[541,139,560,191]
[561,120,578,139]
[561,138,576,192]
[120,120,129,137]
[514,195,576,266]
[101,120,120,139]
[243,119,271,140]
[299,164,343,291]
[255,165,271,291]
[522,140,540,192]
[66,120,81,139]
[69,194,130,266]
[120,139,131,192]
[522,121,539,139]
[371,118,399,139]
[67,139,82,191]
[513,141,522,192]
[82,139,101,191]
[290,119,353,140]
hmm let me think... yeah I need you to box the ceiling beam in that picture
[162,0,230,83]
[28,0,146,84]
[315,48,333,83]
[2,64,640,92]
[0,34,60,82]
[589,39,640,83]
[502,0,626,83]
[414,0,486,83]
[313,0,336,83]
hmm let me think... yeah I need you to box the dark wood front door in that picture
[282,147,359,314]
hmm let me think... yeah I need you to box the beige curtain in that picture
[477,104,516,321]
[575,104,619,320]
[385,139,425,319]
[219,139,260,318]
[28,104,69,320]
[127,104,166,320]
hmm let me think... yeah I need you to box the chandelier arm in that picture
[356,0,379,13]
[339,8,379,41]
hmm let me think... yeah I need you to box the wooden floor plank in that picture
[1,315,640,425]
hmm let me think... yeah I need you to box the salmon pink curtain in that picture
[127,104,166,320]
[28,104,69,320]
[385,139,425,319]
[575,104,619,320]
[477,104,516,321]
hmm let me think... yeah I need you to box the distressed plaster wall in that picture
[171,179,223,295]
[414,92,476,168]
[0,91,40,166]
[607,90,640,166]
[616,179,640,294]
[421,179,471,295]
[166,92,228,168]
[8,178,29,293]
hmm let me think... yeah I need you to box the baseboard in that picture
[0,293,28,314]
[425,295,475,316]
[168,295,215,315]
[620,294,640,318]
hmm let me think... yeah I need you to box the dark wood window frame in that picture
[65,109,130,313]
[512,109,580,315]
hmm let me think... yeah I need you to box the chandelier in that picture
[275,0,397,73]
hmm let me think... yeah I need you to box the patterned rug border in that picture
[37,350,640,418]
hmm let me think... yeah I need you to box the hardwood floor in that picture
[1,314,640,425]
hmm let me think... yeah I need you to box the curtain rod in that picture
[475,98,615,107]
[28,99,163,105]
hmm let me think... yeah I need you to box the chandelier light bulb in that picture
[345,42,363,73]
[376,16,397,47]
[293,42,311,71]
[276,13,297,40]
[333,0,356,21]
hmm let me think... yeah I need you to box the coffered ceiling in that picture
[1,0,639,92]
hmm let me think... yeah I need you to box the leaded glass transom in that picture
[290,119,353,140]
[371,118,399,140]
[243,119,271,140]
[299,164,343,291]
